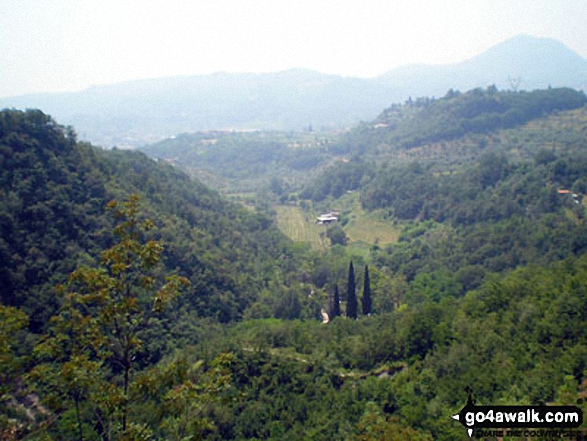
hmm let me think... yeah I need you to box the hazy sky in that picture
[1,0,586,97]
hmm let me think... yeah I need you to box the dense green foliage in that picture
[30,197,191,439]
[361,147,587,286]
[302,99,587,289]
[330,284,341,319]
[0,109,316,332]
[2,89,587,440]
[300,157,373,202]
[140,130,334,196]
[157,254,587,440]
[338,87,586,153]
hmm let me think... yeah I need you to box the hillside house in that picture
[316,210,340,225]
[558,189,580,204]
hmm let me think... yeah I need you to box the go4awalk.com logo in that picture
[452,389,583,438]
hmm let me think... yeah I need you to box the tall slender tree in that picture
[330,284,341,319]
[362,265,372,316]
[347,261,357,319]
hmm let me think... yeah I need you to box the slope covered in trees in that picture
[0,109,319,333]
[170,255,587,440]
[3,92,587,440]
[0,109,329,438]
[139,129,336,198]
[303,102,587,288]
[338,87,586,153]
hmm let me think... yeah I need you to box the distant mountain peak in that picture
[378,34,587,97]
[1,35,585,148]
[492,34,575,50]
[470,34,585,65]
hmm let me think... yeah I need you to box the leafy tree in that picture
[478,152,508,189]
[362,265,372,316]
[347,261,357,319]
[32,195,189,439]
[301,157,372,201]
[326,223,347,246]
[269,176,285,195]
[406,270,463,305]
[534,147,557,165]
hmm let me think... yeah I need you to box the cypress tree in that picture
[331,284,341,319]
[347,261,357,319]
[362,264,372,316]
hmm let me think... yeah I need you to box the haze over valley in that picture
[1,35,586,148]
[2,2,587,440]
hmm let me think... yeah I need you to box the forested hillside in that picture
[338,87,586,153]
[0,109,320,332]
[302,92,587,286]
[2,94,587,440]
[268,91,587,439]
[164,256,587,440]
[0,109,334,439]
[140,130,335,195]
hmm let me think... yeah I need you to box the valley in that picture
[2,84,587,440]
[3,0,587,435]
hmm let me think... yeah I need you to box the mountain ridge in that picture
[1,35,585,148]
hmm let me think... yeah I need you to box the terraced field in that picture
[275,205,328,250]
[275,203,401,252]
[345,217,401,245]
